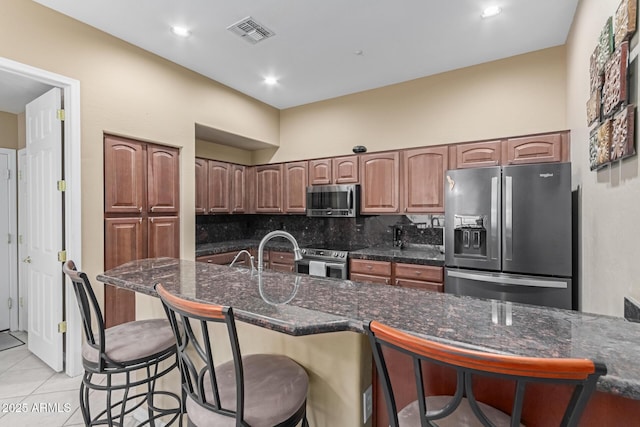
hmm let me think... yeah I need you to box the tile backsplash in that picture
[196,214,444,248]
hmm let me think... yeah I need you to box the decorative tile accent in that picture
[611,104,636,160]
[587,91,601,126]
[602,41,628,117]
[597,119,613,166]
[590,46,603,94]
[624,297,640,322]
[615,0,638,46]
[589,130,599,170]
[597,17,614,75]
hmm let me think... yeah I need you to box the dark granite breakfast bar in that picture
[98,257,640,425]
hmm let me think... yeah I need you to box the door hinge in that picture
[56,109,65,121]
[18,235,23,244]
[7,298,12,310]
[58,321,67,334]
[19,297,24,308]
[18,170,23,180]
[57,250,67,262]
[5,169,10,180]
[7,234,11,244]
[57,180,66,192]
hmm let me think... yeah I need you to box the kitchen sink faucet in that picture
[257,230,303,274]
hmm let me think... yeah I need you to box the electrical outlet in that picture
[363,384,373,424]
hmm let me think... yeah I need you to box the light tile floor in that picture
[0,332,140,427]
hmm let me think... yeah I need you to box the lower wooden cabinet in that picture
[268,250,295,272]
[350,259,443,292]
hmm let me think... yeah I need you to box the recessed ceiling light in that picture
[264,77,278,85]
[171,26,191,37]
[481,6,502,18]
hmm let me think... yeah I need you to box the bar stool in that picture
[365,320,607,427]
[155,283,310,427]
[63,261,181,426]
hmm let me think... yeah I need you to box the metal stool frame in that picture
[63,261,182,426]
[366,320,607,427]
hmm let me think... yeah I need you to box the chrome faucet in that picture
[229,249,256,274]
[257,230,303,273]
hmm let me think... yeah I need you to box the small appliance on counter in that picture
[306,184,360,217]
[444,163,573,310]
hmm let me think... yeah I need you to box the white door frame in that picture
[0,57,82,377]
[17,148,27,332]
[0,148,17,332]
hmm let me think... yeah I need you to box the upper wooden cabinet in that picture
[360,152,400,214]
[309,155,359,185]
[147,145,180,214]
[450,140,501,169]
[308,159,332,185]
[195,158,208,214]
[104,136,146,214]
[333,155,359,184]
[255,164,283,213]
[402,147,448,213]
[207,160,231,214]
[283,161,308,214]
[230,164,247,213]
[502,132,569,165]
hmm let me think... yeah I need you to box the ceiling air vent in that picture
[227,16,275,44]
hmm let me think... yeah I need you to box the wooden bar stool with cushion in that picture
[155,283,310,427]
[63,261,181,426]
[365,320,607,427]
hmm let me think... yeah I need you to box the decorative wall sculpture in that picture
[587,0,637,170]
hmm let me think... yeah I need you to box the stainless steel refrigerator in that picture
[444,162,573,309]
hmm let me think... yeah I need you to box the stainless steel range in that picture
[295,245,363,279]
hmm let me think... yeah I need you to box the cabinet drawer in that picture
[350,272,391,286]
[270,250,294,265]
[394,264,443,283]
[395,278,443,292]
[350,259,392,276]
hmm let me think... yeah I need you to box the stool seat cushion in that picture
[398,395,523,427]
[82,319,175,365]
[186,353,308,427]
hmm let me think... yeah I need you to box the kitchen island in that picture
[98,257,640,426]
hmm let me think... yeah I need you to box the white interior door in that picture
[17,148,28,332]
[0,149,17,331]
[25,87,64,372]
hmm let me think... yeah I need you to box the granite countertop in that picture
[196,241,445,266]
[98,257,640,400]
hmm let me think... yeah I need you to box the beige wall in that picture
[195,139,252,165]
[566,0,640,316]
[265,46,568,164]
[0,0,280,306]
[0,111,18,149]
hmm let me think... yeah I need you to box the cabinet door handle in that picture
[366,265,372,269]
[150,217,154,223]
[151,206,155,212]
[139,218,142,224]
[139,206,142,212]
[385,278,390,285]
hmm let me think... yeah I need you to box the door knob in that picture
[23,256,31,264]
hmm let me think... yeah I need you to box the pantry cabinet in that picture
[104,134,180,328]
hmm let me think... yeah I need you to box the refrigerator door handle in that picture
[490,177,498,260]
[505,175,513,261]
[447,270,568,289]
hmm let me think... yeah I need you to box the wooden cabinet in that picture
[104,137,146,214]
[308,159,332,185]
[104,134,180,328]
[196,252,237,265]
[450,140,502,169]
[283,161,308,214]
[394,263,443,292]
[333,155,359,184]
[350,259,392,285]
[502,132,569,165]
[230,164,247,213]
[195,158,208,214]
[402,147,448,213]
[309,155,359,185]
[255,164,283,213]
[147,145,180,213]
[207,160,231,213]
[269,250,295,272]
[360,152,400,214]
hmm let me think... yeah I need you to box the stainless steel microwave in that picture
[306,184,360,217]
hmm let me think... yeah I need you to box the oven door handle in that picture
[447,270,567,289]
